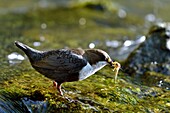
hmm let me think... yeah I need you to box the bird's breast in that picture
[78,61,107,80]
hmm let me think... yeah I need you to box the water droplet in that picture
[33,42,41,47]
[166,39,170,50]
[106,40,121,48]
[165,30,170,37]
[145,14,156,22]
[123,40,134,47]
[159,80,163,83]
[8,52,25,60]
[89,43,95,49]
[7,52,25,65]
[157,80,163,87]
[41,23,47,29]
[151,61,158,65]
[118,9,127,18]
[166,87,169,90]
[79,18,86,25]
[40,36,45,41]
[136,36,146,44]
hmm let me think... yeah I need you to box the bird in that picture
[14,41,121,96]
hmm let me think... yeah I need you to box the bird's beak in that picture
[107,58,121,71]
[111,61,121,71]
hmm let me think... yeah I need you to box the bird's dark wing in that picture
[32,49,87,73]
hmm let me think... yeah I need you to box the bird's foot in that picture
[52,81,64,96]
[53,81,57,87]
[63,96,78,103]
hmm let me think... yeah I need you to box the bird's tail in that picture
[14,41,41,61]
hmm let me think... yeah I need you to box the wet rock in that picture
[124,23,170,76]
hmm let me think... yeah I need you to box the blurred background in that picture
[0,0,170,63]
[0,0,170,62]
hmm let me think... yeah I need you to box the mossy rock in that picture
[124,23,170,76]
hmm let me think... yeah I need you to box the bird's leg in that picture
[53,81,63,96]
[53,81,57,87]
[53,82,77,102]
[57,83,63,96]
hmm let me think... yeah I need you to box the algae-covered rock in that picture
[124,23,170,76]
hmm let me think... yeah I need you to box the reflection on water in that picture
[88,42,95,49]
[135,36,146,44]
[123,40,134,47]
[106,40,121,48]
[105,35,146,60]
[33,42,41,47]
[145,14,156,22]
[7,52,25,65]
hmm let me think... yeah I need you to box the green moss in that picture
[0,66,169,112]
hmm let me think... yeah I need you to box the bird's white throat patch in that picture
[79,61,107,80]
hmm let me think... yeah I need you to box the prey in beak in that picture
[107,58,121,82]
[111,61,121,82]
[112,61,121,71]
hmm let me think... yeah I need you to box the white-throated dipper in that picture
[15,41,121,95]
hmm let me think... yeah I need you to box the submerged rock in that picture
[124,23,170,76]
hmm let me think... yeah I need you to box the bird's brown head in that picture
[84,49,121,71]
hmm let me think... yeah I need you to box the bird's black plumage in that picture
[15,41,87,83]
[32,49,87,83]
